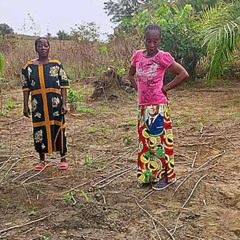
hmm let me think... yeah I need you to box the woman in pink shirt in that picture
[129,24,189,190]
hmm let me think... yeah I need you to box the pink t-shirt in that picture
[131,49,174,105]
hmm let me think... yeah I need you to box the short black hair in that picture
[144,24,161,37]
[35,37,50,49]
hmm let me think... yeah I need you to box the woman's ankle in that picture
[60,153,66,162]
[39,153,45,162]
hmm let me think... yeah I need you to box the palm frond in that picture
[202,1,240,82]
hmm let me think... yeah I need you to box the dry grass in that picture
[0,35,142,88]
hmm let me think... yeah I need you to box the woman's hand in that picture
[23,106,30,118]
[162,86,168,97]
[128,66,137,91]
[61,104,68,115]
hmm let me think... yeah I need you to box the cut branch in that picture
[136,200,175,240]
[0,215,50,234]
[172,151,225,197]
[181,174,208,209]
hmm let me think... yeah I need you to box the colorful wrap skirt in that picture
[137,103,176,184]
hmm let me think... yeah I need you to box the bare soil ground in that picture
[0,80,240,240]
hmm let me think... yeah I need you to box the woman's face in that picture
[35,39,50,58]
[144,30,160,56]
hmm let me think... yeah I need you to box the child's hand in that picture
[61,104,68,115]
[23,106,30,118]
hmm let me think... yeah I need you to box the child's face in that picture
[144,30,160,55]
[35,39,50,58]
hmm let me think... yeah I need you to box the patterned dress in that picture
[22,59,69,154]
[137,104,176,184]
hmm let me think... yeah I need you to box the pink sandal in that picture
[35,162,46,171]
[58,162,69,170]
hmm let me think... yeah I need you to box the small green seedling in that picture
[123,133,133,146]
[83,157,104,169]
[64,192,76,205]
[80,190,89,202]
[5,99,15,109]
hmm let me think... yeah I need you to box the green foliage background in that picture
[1,0,240,83]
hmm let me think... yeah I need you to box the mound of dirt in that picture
[90,67,134,100]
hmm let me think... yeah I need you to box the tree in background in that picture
[56,30,71,40]
[104,0,150,23]
[180,0,233,13]
[177,0,219,13]
[0,23,14,37]
[70,22,100,41]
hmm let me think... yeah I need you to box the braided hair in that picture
[144,24,161,37]
[34,37,50,49]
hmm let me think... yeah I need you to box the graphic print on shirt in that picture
[137,60,159,84]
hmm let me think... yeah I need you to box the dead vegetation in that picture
[90,67,134,100]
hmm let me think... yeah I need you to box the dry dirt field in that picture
[0,80,240,240]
